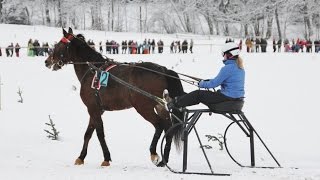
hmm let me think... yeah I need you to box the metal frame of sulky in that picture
[160,108,281,176]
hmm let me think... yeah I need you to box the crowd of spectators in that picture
[1,37,320,58]
[244,37,320,53]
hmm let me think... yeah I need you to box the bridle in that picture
[50,34,75,68]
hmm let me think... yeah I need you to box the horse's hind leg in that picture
[157,124,173,167]
[150,123,164,165]
[75,118,95,165]
[133,105,165,165]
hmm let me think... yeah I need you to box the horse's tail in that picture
[165,69,185,150]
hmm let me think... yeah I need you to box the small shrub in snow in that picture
[44,115,60,140]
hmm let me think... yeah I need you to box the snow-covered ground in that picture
[0,25,320,180]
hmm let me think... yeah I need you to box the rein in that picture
[120,63,201,86]
[68,61,201,86]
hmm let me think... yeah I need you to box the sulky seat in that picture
[207,100,244,114]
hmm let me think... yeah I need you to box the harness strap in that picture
[92,64,118,113]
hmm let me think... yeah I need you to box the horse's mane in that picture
[76,34,86,42]
[72,33,111,64]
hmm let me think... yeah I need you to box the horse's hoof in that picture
[101,161,110,167]
[75,158,84,165]
[151,154,160,165]
[157,161,166,167]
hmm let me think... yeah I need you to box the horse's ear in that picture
[62,28,67,37]
[68,27,73,34]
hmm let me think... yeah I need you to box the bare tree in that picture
[0,0,3,22]
[44,0,51,25]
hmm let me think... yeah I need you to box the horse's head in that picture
[45,27,76,71]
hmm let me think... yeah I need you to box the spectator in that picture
[5,47,10,57]
[255,38,261,52]
[157,40,163,53]
[260,38,267,53]
[182,40,188,53]
[43,42,49,56]
[122,40,127,54]
[315,39,320,53]
[277,39,282,52]
[147,39,151,52]
[151,39,155,53]
[306,39,312,53]
[6,43,14,57]
[27,39,34,57]
[33,39,40,56]
[170,41,174,53]
[15,43,20,57]
[177,40,181,53]
[99,41,103,54]
[272,39,276,52]
[245,38,252,53]
[189,39,193,53]
[38,43,44,56]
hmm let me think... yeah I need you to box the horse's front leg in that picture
[75,118,95,165]
[92,114,112,166]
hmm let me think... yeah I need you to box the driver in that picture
[165,42,245,111]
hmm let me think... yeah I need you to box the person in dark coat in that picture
[272,39,276,52]
[15,43,20,57]
[255,38,261,52]
[151,39,155,53]
[33,40,40,56]
[260,38,268,53]
[182,40,188,53]
[277,39,282,52]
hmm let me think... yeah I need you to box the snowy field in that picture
[1,25,320,179]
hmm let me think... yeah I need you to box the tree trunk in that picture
[45,0,51,25]
[275,7,282,40]
[57,0,62,27]
[303,0,313,39]
[266,13,274,39]
[184,12,192,33]
[204,12,214,35]
[0,0,3,22]
[223,23,229,36]
[91,7,95,29]
[170,0,187,32]
[24,7,31,25]
[107,7,110,31]
[244,23,249,37]
[214,19,220,35]
[111,0,114,31]
[254,18,260,37]
[139,6,142,33]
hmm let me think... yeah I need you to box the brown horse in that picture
[44,28,185,167]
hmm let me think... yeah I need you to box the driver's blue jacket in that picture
[198,59,245,98]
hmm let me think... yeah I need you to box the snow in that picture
[1,24,320,179]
